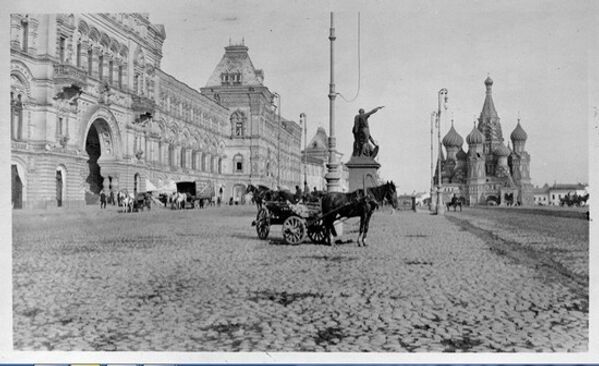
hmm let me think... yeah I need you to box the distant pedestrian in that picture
[100,189,107,209]
[229,197,234,206]
[294,185,302,203]
[109,189,115,205]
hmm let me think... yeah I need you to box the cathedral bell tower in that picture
[466,122,486,204]
[478,76,504,176]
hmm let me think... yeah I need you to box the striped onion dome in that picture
[510,120,528,142]
[466,124,484,145]
[493,143,510,157]
[442,122,464,148]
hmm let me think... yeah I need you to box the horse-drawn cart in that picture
[254,201,327,245]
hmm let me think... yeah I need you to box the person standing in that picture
[100,189,107,209]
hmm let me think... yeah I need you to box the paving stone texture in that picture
[12,205,588,352]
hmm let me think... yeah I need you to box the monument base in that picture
[346,156,381,192]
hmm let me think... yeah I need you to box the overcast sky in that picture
[148,0,593,193]
[8,0,595,194]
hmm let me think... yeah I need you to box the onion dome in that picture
[442,121,464,148]
[510,120,528,142]
[466,123,484,145]
[456,148,467,160]
[493,143,510,157]
[484,75,493,86]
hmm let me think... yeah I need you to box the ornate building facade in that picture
[10,14,302,208]
[200,42,302,200]
[434,76,533,206]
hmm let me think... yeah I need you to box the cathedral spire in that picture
[480,75,498,119]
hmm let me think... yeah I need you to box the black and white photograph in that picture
[3,0,597,360]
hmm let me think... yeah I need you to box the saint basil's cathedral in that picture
[434,76,533,206]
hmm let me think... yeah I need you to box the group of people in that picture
[293,183,322,203]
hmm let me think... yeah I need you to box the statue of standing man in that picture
[352,106,384,158]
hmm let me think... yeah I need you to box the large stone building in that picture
[200,41,302,199]
[9,13,302,208]
[434,76,533,206]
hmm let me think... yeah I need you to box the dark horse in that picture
[246,184,297,208]
[246,184,271,208]
[446,195,465,212]
[321,181,398,247]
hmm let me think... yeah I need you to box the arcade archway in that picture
[84,118,116,204]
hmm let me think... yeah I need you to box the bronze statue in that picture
[352,106,384,158]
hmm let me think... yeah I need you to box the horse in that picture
[170,192,187,209]
[446,195,465,212]
[246,184,271,208]
[117,190,134,213]
[321,181,399,247]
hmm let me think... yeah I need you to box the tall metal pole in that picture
[326,12,340,192]
[430,111,435,211]
[435,88,448,215]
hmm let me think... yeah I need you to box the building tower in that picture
[466,122,486,204]
[200,41,302,191]
[509,118,533,204]
[478,76,504,176]
[441,120,464,183]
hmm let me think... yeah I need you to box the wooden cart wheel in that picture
[307,221,327,244]
[256,207,270,240]
[282,215,306,245]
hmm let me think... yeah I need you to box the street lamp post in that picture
[325,11,340,193]
[430,111,436,212]
[300,113,307,187]
[435,88,448,215]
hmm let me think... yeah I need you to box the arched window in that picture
[11,92,23,140]
[76,42,81,67]
[21,17,29,52]
[168,145,175,166]
[58,36,66,63]
[118,65,123,88]
[233,154,243,173]
[98,54,104,79]
[180,148,186,168]
[108,60,113,84]
[87,48,93,74]
[218,158,222,174]
[200,152,206,172]
[230,111,246,137]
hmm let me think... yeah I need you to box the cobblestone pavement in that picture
[445,207,589,282]
[13,205,588,352]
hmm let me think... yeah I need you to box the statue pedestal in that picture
[346,156,381,191]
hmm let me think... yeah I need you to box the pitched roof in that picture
[205,44,264,87]
[306,127,328,151]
